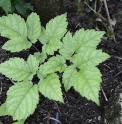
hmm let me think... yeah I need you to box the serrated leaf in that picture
[13,120,25,124]
[39,73,63,102]
[26,12,41,43]
[72,66,102,105]
[34,52,47,64]
[0,103,8,116]
[46,14,68,40]
[63,66,77,91]
[6,82,39,120]
[71,49,110,69]
[38,26,48,44]
[2,37,31,52]
[42,37,62,55]
[43,55,66,74]
[59,32,74,60]
[37,65,47,81]
[72,28,105,52]
[0,55,39,81]
[0,14,27,39]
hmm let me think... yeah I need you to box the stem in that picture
[103,0,117,44]
[84,1,108,23]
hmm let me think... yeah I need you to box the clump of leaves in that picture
[0,12,110,124]
[0,0,33,17]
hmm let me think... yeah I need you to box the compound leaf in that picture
[0,55,39,81]
[71,49,110,69]
[2,37,31,52]
[72,66,102,105]
[46,13,68,40]
[39,73,63,103]
[26,12,41,43]
[43,55,66,74]
[6,82,39,120]
[63,66,77,91]
[59,32,74,60]
[72,28,105,52]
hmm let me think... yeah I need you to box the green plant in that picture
[0,0,33,16]
[0,12,110,124]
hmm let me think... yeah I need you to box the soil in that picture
[0,0,122,124]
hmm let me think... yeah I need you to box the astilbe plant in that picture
[0,12,110,124]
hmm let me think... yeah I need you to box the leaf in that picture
[43,55,67,74]
[13,120,25,124]
[26,12,41,43]
[0,55,39,81]
[6,82,39,120]
[2,37,31,52]
[1,0,11,14]
[59,32,74,60]
[37,65,47,81]
[34,52,47,64]
[14,0,33,17]
[39,73,63,103]
[0,103,8,116]
[42,37,62,55]
[63,66,77,91]
[72,66,102,105]
[45,13,68,40]
[38,26,48,44]
[0,14,27,39]
[0,14,30,52]
[72,28,105,52]
[71,49,110,69]
[27,54,39,76]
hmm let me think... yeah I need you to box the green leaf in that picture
[42,37,62,55]
[71,49,110,69]
[13,120,25,124]
[2,37,31,52]
[72,66,102,105]
[38,26,48,44]
[1,0,11,14]
[34,52,47,64]
[45,13,68,40]
[26,12,41,43]
[43,55,67,74]
[0,55,39,81]
[63,66,77,91]
[6,82,39,120]
[0,14,27,39]
[0,14,30,52]
[39,73,63,103]
[0,103,8,116]
[14,0,33,17]
[59,32,74,60]
[37,65,47,81]
[72,28,105,52]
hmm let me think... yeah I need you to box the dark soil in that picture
[0,0,122,124]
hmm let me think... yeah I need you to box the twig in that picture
[103,0,117,44]
[101,85,108,101]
